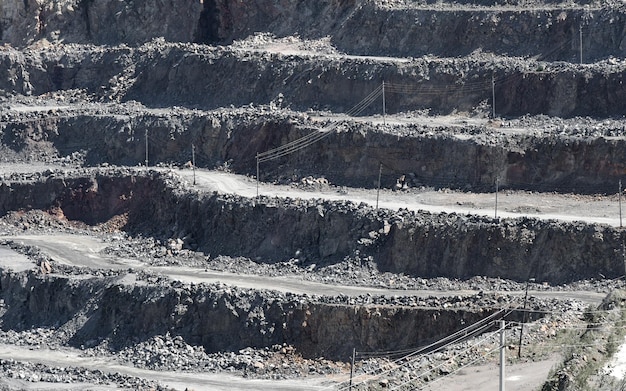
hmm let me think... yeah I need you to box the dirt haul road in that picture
[0,343,330,391]
[0,164,615,390]
[0,232,579,391]
[168,168,624,227]
[0,234,606,304]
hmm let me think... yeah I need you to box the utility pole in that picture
[579,23,583,64]
[376,163,382,210]
[382,81,386,126]
[144,129,149,167]
[492,73,496,119]
[500,320,506,391]
[619,179,622,228]
[518,278,535,358]
[191,143,196,185]
[349,348,356,390]
[256,154,260,198]
[495,177,499,219]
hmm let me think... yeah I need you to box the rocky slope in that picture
[3,0,626,62]
[1,0,626,389]
[1,169,623,284]
[2,101,626,194]
[1,42,625,118]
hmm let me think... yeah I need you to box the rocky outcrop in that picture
[2,0,626,62]
[0,269,494,359]
[0,170,624,284]
[2,106,626,193]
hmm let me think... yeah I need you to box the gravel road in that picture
[0,234,608,304]
[0,344,330,391]
[169,168,625,227]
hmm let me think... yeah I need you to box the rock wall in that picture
[333,6,626,61]
[378,214,624,283]
[0,269,490,359]
[0,171,624,283]
[2,0,625,62]
[1,44,625,117]
[3,109,626,194]
[145,191,624,284]
[0,0,201,46]
[0,171,140,225]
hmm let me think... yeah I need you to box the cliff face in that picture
[2,0,625,62]
[1,171,623,284]
[1,42,626,117]
[0,269,490,359]
[0,0,202,46]
[2,106,625,196]
[0,0,622,386]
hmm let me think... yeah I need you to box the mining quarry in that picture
[1,0,626,390]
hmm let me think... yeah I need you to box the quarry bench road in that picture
[0,233,598,391]
[0,343,331,391]
[0,163,613,391]
[167,168,624,227]
[0,233,606,305]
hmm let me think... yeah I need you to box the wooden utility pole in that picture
[376,163,382,210]
[518,278,535,358]
[579,24,583,64]
[619,179,622,228]
[492,73,496,119]
[495,177,499,219]
[382,81,386,125]
[349,348,356,390]
[144,129,148,167]
[500,320,506,391]
[192,143,196,185]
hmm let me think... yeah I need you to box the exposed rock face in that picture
[1,0,624,388]
[84,0,202,45]
[0,0,201,46]
[2,0,626,63]
[194,0,359,45]
[0,269,493,360]
[0,170,623,284]
[1,42,626,118]
[2,106,626,194]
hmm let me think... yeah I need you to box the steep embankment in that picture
[0,267,498,360]
[2,105,626,193]
[0,169,623,283]
[1,43,625,117]
[3,0,626,62]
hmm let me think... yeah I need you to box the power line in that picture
[332,310,508,390]
[386,329,501,391]
[257,85,383,163]
[355,309,507,359]
[417,345,501,390]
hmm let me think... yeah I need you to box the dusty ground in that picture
[174,167,626,227]
[0,166,617,391]
[2,0,626,390]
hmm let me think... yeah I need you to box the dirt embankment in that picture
[0,170,624,284]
